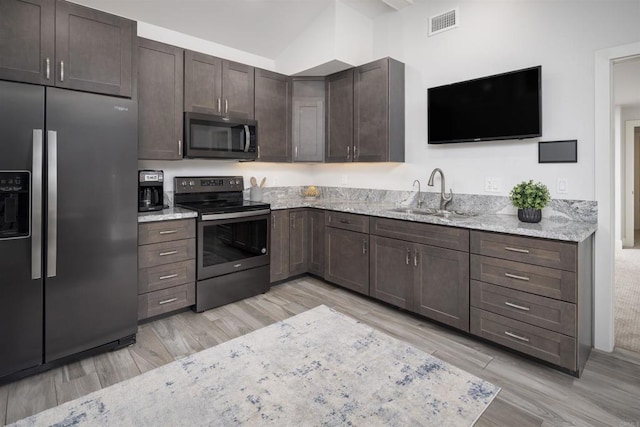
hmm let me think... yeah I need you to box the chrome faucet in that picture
[413,180,424,208]
[427,168,453,211]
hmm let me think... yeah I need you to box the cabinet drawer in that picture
[138,283,195,320]
[471,231,576,271]
[138,238,196,268]
[139,219,196,245]
[471,255,576,303]
[325,211,369,233]
[470,308,576,371]
[470,281,576,336]
[138,260,196,294]
[371,217,469,252]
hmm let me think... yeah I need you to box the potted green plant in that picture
[509,180,550,223]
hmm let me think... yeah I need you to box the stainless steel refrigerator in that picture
[0,80,138,379]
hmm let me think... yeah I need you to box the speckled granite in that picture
[259,187,597,242]
[12,305,500,427]
[137,206,197,223]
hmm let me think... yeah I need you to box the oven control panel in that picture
[175,176,244,193]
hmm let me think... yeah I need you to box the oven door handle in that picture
[243,125,250,153]
[201,209,271,221]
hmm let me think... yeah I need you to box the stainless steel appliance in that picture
[0,80,138,380]
[183,113,257,160]
[138,170,164,212]
[174,176,270,312]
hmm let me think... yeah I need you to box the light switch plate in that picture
[484,177,501,193]
[341,175,349,186]
[557,178,568,194]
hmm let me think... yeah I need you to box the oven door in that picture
[197,212,270,280]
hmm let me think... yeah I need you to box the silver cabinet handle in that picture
[60,60,64,82]
[217,98,221,113]
[234,263,242,268]
[159,250,178,256]
[505,331,530,342]
[339,219,350,224]
[505,301,531,311]
[505,246,530,254]
[505,272,530,281]
[257,145,261,159]
[347,146,350,160]
[45,58,50,80]
[159,230,178,235]
[47,131,58,278]
[354,145,358,160]
[159,273,178,280]
[225,99,228,114]
[414,249,418,266]
[406,248,411,265]
[291,214,296,229]
[32,130,43,279]
[362,239,368,255]
[178,140,182,157]
[159,297,178,305]
[295,146,298,158]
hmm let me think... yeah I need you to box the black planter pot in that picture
[518,208,542,223]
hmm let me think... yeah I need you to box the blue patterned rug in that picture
[13,305,500,426]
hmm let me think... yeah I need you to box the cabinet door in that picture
[255,68,291,162]
[413,244,469,331]
[307,209,325,276]
[289,210,309,275]
[55,0,134,97]
[324,227,369,295]
[270,210,290,283]
[137,38,183,160]
[293,99,324,162]
[0,0,55,85]
[354,57,404,163]
[370,236,412,310]
[222,59,254,119]
[325,69,354,162]
[184,50,223,115]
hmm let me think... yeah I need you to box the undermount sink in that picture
[387,207,476,220]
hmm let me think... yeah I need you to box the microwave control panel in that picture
[175,176,244,194]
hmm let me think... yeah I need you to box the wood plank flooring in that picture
[2,276,640,426]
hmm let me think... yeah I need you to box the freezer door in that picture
[0,81,45,377]
[44,89,138,362]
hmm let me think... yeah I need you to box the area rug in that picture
[12,305,500,426]
[615,247,640,353]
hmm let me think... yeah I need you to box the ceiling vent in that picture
[429,8,459,36]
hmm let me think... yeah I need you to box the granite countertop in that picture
[138,206,198,223]
[268,199,597,243]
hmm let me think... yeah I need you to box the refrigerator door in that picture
[45,89,138,362]
[0,81,45,377]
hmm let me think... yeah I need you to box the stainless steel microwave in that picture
[184,113,257,160]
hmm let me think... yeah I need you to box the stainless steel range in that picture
[174,176,270,312]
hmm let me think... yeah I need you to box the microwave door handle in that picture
[244,125,250,153]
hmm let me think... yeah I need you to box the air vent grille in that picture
[429,8,458,36]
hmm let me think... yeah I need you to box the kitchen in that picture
[1,0,639,425]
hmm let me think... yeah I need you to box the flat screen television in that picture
[427,66,542,144]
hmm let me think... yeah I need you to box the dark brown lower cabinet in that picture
[308,209,325,276]
[324,227,369,295]
[270,210,290,283]
[289,210,309,275]
[369,235,412,309]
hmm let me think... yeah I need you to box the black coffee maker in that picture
[138,170,164,212]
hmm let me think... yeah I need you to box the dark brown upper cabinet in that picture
[325,69,354,162]
[254,69,291,162]
[354,57,405,162]
[184,50,254,119]
[137,38,184,160]
[0,0,135,97]
[292,78,325,163]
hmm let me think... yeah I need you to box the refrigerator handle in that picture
[32,130,43,280]
[47,130,58,278]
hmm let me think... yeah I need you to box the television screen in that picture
[427,66,541,144]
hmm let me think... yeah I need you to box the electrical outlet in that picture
[557,178,568,194]
[273,176,280,186]
[341,175,349,186]
[484,177,501,193]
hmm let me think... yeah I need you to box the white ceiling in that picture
[613,56,640,107]
[68,0,394,59]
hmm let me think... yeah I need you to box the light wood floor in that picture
[2,276,639,426]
